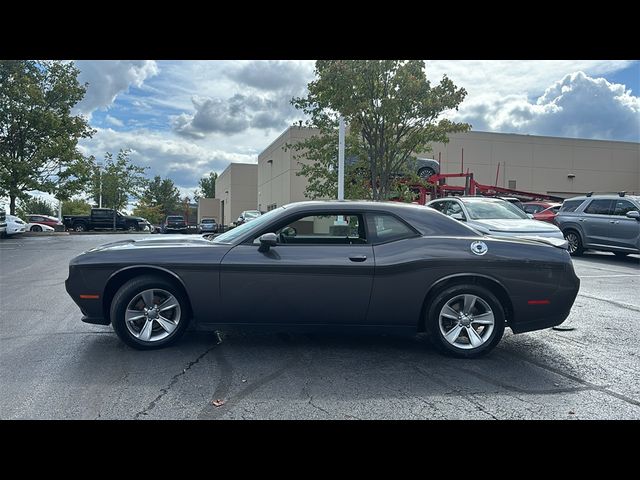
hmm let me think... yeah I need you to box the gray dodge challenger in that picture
[65,201,580,357]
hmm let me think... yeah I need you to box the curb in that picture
[22,231,70,237]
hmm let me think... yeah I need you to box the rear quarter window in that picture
[560,199,585,213]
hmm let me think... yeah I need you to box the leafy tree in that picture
[16,195,55,218]
[89,149,148,211]
[0,60,95,214]
[61,198,92,216]
[195,171,218,199]
[137,175,180,218]
[133,199,164,225]
[290,60,470,200]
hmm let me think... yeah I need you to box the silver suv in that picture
[555,193,640,257]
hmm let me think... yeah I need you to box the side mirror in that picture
[626,210,640,220]
[527,213,534,219]
[451,212,466,221]
[258,232,278,252]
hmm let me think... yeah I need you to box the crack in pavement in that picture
[198,334,303,420]
[134,344,217,419]
[500,350,640,409]
[577,293,640,312]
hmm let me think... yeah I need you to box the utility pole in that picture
[338,116,345,201]
[97,161,103,208]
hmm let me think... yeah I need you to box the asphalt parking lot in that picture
[1,234,638,419]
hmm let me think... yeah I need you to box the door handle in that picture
[349,255,367,262]
[578,218,584,221]
[609,220,619,224]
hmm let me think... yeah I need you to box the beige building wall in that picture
[258,126,319,211]
[215,163,258,226]
[425,131,640,198]
[197,198,221,223]
[258,127,639,206]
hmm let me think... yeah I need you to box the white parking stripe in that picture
[580,274,640,278]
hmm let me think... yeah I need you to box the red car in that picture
[522,202,562,224]
[26,214,63,230]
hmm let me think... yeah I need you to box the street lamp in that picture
[96,161,103,208]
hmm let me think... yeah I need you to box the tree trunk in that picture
[9,194,16,215]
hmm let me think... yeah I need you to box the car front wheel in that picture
[564,230,584,256]
[426,284,505,358]
[110,275,190,349]
[31,225,43,232]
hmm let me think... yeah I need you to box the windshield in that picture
[464,200,529,220]
[244,210,261,219]
[213,208,284,244]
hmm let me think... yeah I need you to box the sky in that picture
[26,60,640,209]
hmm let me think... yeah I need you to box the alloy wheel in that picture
[125,288,182,342]
[438,294,495,350]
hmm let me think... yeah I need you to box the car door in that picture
[219,211,374,325]
[610,199,640,251]
[92,209,113,229]
[581,199,614,247]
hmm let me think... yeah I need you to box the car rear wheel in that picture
[426,284,505,358]
[73,223,87,232]
[111,275,190,350]
[418,167,436,179]
[564,230,584,256]
[31,225,42,232]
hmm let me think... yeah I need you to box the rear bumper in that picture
[509,266,580,334]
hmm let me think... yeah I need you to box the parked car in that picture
[0,206,6,237]
[198,218,218,234]
[532,204,562,224]
[235,210,262,226]
[65,201,580,357]
[63,208,151,232]
[162,215,187,233]
[346,156,441,180]
[5,215,27,235]
[426,196,565,240]
[25,214,63,231]
[554,193,640,257]
[26,222,55,232]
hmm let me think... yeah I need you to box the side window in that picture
[560,200,585,213]
[584,199,613,215]
[523,205,540,214]
[447,202,465,218]
[270,213,366,245]
[366,213,416,244]
[429,201,446,213]
[612,200,637,216]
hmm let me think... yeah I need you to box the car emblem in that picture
[470,241,488,256]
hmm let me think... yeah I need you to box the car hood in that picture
[86,235,214,253]
[471,218,560,233]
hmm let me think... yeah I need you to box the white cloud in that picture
[455,71,640,141]
[79,128,256,190]
[105,115,124,127]
[75,60,159,115]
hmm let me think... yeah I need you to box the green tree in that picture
[16,195,55,218]
[89,149,148,211]
[137,175,180,218]
[0,60,95,214]
[290,60,470,200]
[195,171,218,199]
[133,199,164,225]
[61,198,92,216]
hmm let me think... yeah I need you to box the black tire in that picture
[417,167,436,179]
[426,284,505,358]
[110,275,190,350]
[563,230,584,256]
[73,222,87,232]
[614,252,630,258]
[31,225,43,232]
[127,223,138,232]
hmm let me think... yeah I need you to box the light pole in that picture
[96,161,103,208]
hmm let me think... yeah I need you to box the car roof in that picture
[564,194,640,202]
